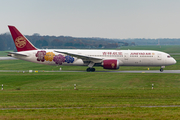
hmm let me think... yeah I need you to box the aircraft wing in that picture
[54,50,102,61]
[7,52,28,57]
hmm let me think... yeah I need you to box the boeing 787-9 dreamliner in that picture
[8,26,176,72]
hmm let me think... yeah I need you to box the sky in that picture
[1,0,180,39]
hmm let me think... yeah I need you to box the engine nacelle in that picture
[102,59,120,70]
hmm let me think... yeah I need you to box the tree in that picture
[42,40,48,46]
[32,33,40,36]
[51,39,63,46]
[0,36,6,50]
[98,44,103,48]
[35,40,49,48]
[130,42,135,46]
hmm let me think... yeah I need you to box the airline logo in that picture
[15,36,26,48]
[103,52,122,55]
[111,63,115,68]
[130,52,155,56]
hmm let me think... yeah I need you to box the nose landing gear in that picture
[160,66,165,72]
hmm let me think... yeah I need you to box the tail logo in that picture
[15,36,27,48]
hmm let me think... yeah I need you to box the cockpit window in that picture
[167,55,171,58]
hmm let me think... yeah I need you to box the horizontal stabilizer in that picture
[7,52,28,57]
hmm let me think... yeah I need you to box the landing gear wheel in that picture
[86,68,91,72]
[91,68,95,72]
[160,68,163,72]
[86,68,95,72]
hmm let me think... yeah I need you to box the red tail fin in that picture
[8,25,37,52]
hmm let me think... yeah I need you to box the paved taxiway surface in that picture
[0,70,180,73]
[0,57,16,60]
[44,70,180,73]
[97,70,180,73]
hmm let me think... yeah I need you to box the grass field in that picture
[0,51,12,57]
[0,72,180,119]
[0,47,180,119]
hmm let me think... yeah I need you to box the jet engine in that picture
[102,59,120,69]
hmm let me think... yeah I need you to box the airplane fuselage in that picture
[12,49,176,67]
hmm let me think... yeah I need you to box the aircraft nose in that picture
[173,58,177,64]
[167,57,177,65]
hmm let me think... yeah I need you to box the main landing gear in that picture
[86,68,95,72]
[87,62,95,72]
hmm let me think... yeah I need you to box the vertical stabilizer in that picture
[8,25,37,52]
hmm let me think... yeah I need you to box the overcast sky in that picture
[1,0,180,39]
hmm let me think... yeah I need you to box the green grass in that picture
[0,72,180,119]
[0,51,12,57]
[0,46,180,119]
[1,107,180,119]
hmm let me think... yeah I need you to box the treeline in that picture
[1,33,180,51]
[114,38,180,46]
[0,33,129,51]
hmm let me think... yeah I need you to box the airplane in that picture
[7,25,176,72]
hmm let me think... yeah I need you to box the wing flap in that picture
[54,50,102,61]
